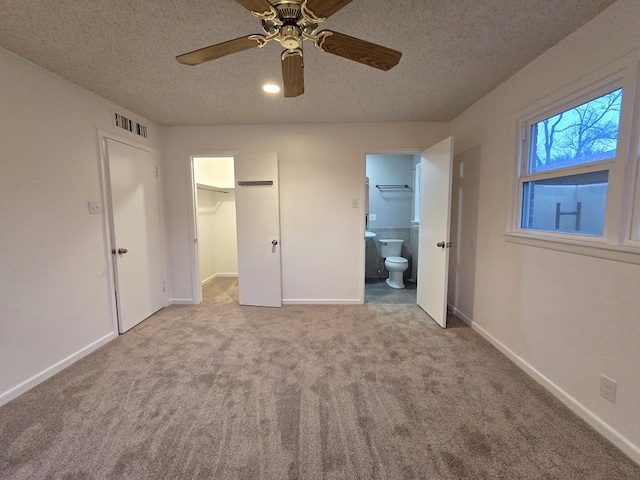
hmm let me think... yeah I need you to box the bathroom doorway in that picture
[364,153,420,304]
[191,156,238,303]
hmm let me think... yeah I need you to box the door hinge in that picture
[162,280,166,292]
[156,166,159,177]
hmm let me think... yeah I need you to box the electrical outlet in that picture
[369,213,377,221]
[88,201,101,214]
[600,375,617,404]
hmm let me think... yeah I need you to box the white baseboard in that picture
[169,298,195,305]
[283,299,361,305]
[0,332,115,407]
[471,321,640,465]
[448,304,473,326]
[201,273,238,286]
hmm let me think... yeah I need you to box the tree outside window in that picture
[529,89,622,173]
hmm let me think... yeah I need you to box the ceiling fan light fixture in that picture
[263,83,281,94]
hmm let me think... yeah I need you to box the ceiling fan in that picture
[176,0,402,97]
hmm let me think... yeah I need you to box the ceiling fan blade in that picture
[281,50,304,97]
[234,0,273,15]
[176,36,261,66]
[316,31,402,71]
[305,0,354,18]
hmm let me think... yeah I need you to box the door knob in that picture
[272,240,278,246]
[117,247,129,255]
[436,241,445,249]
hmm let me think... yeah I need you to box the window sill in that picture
[504,231,640,265]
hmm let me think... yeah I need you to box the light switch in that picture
[88,201,102,214]
[351,199,358,208]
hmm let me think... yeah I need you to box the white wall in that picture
[450,0,640,462]
[160,123,450,304]
[366,154,414,229]
[196,188,238,282]
[194,156,235,188]
[0,47,160,405]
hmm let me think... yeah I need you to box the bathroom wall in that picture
[366,154,414,229]
[365,154,416,279]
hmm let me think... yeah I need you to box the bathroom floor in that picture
[365,278,417,304]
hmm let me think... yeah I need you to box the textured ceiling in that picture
[0,0,617,126]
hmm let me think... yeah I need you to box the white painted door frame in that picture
[186,151,283,307]
[98,130,168,335]
[186,151,237,305]
[361,141,454,328]
[360,148,424,303]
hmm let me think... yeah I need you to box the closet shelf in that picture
[197,183,234,194]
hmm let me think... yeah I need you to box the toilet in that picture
[378,239,409,289]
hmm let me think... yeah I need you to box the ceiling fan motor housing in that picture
[279,24,302,49]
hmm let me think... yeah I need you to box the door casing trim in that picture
[185,151,238,305]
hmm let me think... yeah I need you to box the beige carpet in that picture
[1,278,639,479]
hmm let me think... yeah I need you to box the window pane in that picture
[521,171,608,236]
[528,89,622,173]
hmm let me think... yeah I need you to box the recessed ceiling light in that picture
[263,83,281,94]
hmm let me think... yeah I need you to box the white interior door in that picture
[416,137,454,328]
[106,138,165,332]
[234,152,282,307]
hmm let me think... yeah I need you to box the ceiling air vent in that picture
[114,112,148,138]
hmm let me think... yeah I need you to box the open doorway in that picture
[364,152,420,304]
[191,156,238,303]
[188,152,283,307]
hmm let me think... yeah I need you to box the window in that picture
[508,60,640,264]
[517,87,623,238]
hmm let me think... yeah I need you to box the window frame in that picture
[516,80,623,239]
[506,58,640,264]
[625,60,640,247]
